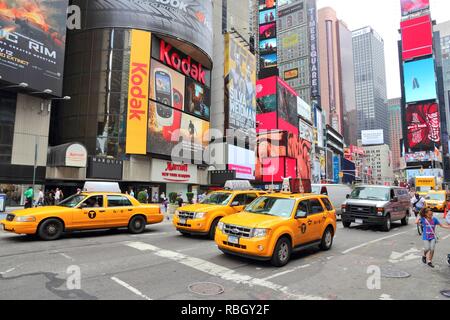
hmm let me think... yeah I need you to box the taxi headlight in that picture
[217,221,224,232]
[15,216,36,222]
[194,212,206,219]
[252,228,268,238]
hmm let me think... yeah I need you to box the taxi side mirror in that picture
[79,203,88,209]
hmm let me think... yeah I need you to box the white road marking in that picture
[442,234,450,240]
[130,232,169,238]
[125,241,325,300]
[59,253,75,261]
[261,264,311,281]
[342,232,408,255]
[111,277,152,300]
[0,268,15,275]
[379,294,394,300]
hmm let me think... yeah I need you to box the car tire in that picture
[271,237,292,267]
[208,218,221,240]
[38,219,63,241]
[381,214,391,232]
[320,226,334,251]
[342,221,351,228]
[401,212,409,226]
[128,215,147,234]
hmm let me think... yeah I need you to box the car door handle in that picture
[99,210,105,213]
[128,209,133,212]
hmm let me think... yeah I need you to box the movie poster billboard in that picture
[0,0,69,96]
[225,34,257,133]
[406,102,441,151]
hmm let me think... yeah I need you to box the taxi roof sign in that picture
[224,180,253,191]
[83,181,121,193]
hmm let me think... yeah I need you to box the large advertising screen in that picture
[0,0,69,96]
[225,34,257,133]
[228,145,256,180]
[401,0,430,16]
[259,0,276,11]
[401,15,433,61]
[150,59,186,110]
[259,38,277,55]
[259,23,276,40]
[259,8,277,25]
[406,102,441,151]
[287,135,312,180]
[361,130,384,146]
[277,78,298,133]
[147,102,209,160]
[81,0,214,61]
[403,58,437,103]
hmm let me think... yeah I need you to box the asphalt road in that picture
[0,214,449,300]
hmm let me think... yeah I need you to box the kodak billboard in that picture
[126,30,151,155]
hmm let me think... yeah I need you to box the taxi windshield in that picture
[201,192,232,205]
[58,195,87,208]
[245,197,296,218]
[426,193,445,201]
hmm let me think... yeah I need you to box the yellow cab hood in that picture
[178,203,225,213]
[221,212,287,229]
[11,206,75,217]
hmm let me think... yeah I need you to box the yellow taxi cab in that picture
[215,192,337,267]
[425,190,449,212]
[173,181,266,239]
[0,192,163,241]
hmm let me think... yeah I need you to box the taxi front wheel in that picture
[271,237,292,267]
[38,219,64,241]
[128,216,147,234]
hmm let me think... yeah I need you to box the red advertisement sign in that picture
[401,15,433,61]
[406,103,441,151]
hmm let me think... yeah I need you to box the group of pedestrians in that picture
[23,187,64,208]
[411,191,450,268]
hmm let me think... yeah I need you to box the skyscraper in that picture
[388,98,403,172]
[352,27,389,145]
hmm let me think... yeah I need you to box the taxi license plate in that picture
[228,236,239,245]
[355,219,363,225]
[179,218,187,225]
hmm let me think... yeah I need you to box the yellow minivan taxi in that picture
[215,193,337,267]
[425,190,449,212]
[0,192,163,240]
[173,190,266,239]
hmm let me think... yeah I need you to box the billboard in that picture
[185,78,211,121]
[401,15,433,61]
[81,0,214,61]
[224,34,257,133]
[0,0,69,96]
[259,0,276,11]
[147,102,209,159]
[405,151,441,163]
[401,0,430,16]
[406,102,441,150]
[307,0,319,98]
[277,78,298,133]
[299,119,313,143]
[126,30,151,155]
[403,58,437,103]
[259,38,277,55]
[150,59,186,110]
[297,96,312,123]
[259,23,276,40]
[261,53,277,69]
[259,8,277,25]
[361,130,384,146]
[228,145,256,180]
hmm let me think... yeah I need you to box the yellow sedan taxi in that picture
[215,193,337,267]
[425,190,449,212]
[0,192,163,240]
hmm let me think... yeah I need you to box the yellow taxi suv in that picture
[0,193,163,241]
[425,190,449,212]
[215,193,337,267]
[173,190,266,239]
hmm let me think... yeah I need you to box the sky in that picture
[316,0,450,99]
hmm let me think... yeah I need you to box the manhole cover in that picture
[441,290,450,298]
[381,267,411,279]
[188,282,224,296]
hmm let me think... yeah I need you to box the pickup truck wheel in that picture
[38,219,63,241]
[381,214,391,232]
[401,212,409,226]
[128,216,146,234]
[208,218,221,240]
[342,221,351,228]
[271,237,292,267]
[320,227,334,251]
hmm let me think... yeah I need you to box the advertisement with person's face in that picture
[288,134,312,180]
[277,79,298,130]
[225,34,257,132]
[406,102,441,150]
[259,8,277,25]
[259,23,276,40]
[401,0,429,16]
[403,58,437,103]
[185,78,210,121]
[259,0,276,10]
[0,0,69,96]
[150,59,185,110]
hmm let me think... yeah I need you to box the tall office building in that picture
[317,7,356,139]
[352,27,389,145]
[388,98,403,172]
